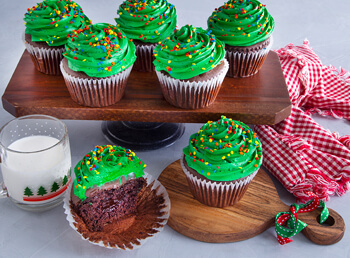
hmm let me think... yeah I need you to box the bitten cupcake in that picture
[181,116,263,207]
[60,23,136,107]
[66,145,170,250]
[153,25,228,109]
[115,0,177,72]
[207,0,275,78]
[23,0,90,75]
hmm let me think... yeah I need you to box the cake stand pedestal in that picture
[101,121,185,151]
[2,50,291,149]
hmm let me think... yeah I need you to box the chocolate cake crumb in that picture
[71,178,146,232]
[69,177,168,250]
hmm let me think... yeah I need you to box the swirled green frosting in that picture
[115,0,177,43]
[63,23,136,77]
[24,0,91,47]
[73,145,146,201]
[207,0,275,47]
[153,25,225,80]
[183,116,263,181]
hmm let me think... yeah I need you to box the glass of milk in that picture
[0,114,71,212]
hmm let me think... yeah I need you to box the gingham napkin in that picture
[254,40,350,202]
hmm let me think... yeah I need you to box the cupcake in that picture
[60,23,136,107]
[181,116,263,207]
[207,0,275,78]
[115,0,177,72]
[66,145,170,249]
[153,25,228,109]
[23,0,90,75]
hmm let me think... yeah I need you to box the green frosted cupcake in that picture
[115,0,177,72]
[181,116,263,207]
[24,0,90,75]
[207,0,275,77]
[153,24,228,109]
[65,145,170,250]
[60,23,136,107]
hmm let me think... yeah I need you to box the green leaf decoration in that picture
[37,186,47,196]
[62,175,68,186]
[24,187,34,197]
[51,182,60,192]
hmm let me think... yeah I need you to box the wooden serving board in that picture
[2,50,291,125]
[158,160,345,245]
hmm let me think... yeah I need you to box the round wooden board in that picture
[158,160,345,244]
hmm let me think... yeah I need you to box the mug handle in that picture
[0,181,8,198]
[0,157,8,198]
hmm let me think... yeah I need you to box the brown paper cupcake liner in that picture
[181,155,258,207]
[63,172,170,250]
[23,35,65,76]
[133,44,156,72]
[226,37,273,78]
[60,61,133,107]
[155,58,229,109]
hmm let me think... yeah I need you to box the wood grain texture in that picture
[2,50,291,125]
[158,160,345,244]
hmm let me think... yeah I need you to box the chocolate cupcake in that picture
[207,0,275,77]
[181,116,263,207]
[23,0,90,75]
[65,145,170,250]
[153,25,228,109]
[115,0,177,72]
[60,23,136,107]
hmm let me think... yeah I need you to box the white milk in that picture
[1,135,71,203]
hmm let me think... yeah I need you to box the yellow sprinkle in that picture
[222,156,225,159]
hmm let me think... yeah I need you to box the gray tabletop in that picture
[1,1,350,257]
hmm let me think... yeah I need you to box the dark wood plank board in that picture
[2,50,291,125]
[158,160,345,244]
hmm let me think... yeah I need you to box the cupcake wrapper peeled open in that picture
[23,34,64,76]
[181,155,258,207]
[63,172,170,250]
[226,36,273,78]
[133,44,155,72]
[156,58,229,109]
[60,62,133,107]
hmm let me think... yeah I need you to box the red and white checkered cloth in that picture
[254,40,350,202]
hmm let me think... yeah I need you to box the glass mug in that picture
[0,115,71,212]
